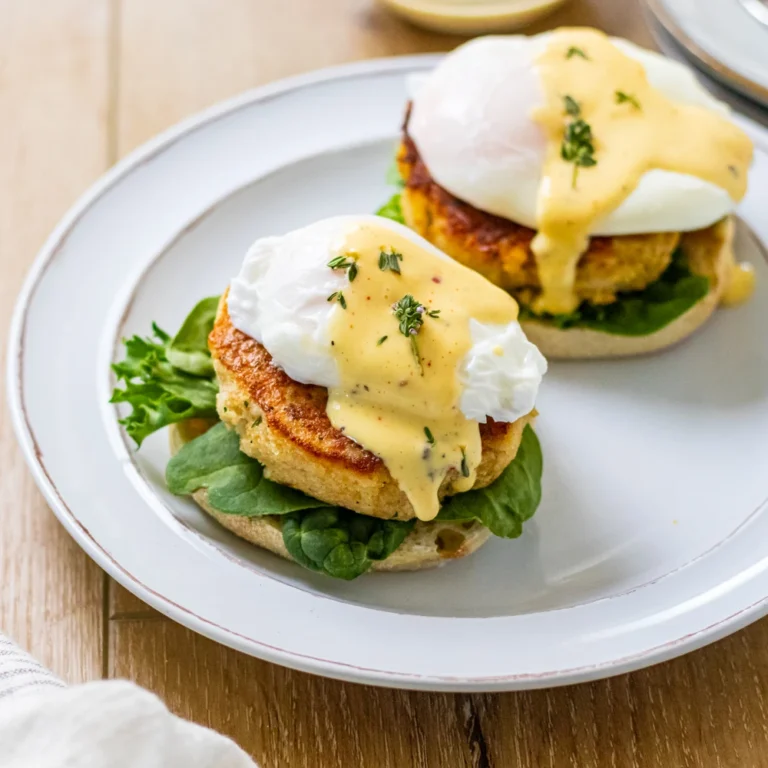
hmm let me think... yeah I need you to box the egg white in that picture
[408,34,738,236]
[228,216,547,425]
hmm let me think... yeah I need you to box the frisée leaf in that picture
[110,297,220,447]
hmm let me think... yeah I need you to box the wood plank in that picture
[115,0,466,155]
[111,615,768,767]
[0,0,110,683]
[110,618,475,768]
[478,619,768,768]
[110,584,159,620]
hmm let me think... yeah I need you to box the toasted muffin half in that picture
[170,420,492,572]
[208,294,535,521]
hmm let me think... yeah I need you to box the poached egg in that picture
[408,33,741,237]
[228,216,547,426]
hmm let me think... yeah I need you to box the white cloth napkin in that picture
[0,634,257,768]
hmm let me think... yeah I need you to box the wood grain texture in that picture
[109,616,768,768]
[0,0,108,683]
[110,619,476,768]
[479,622,768,768]
[6,0,768,766]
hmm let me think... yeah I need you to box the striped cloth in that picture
[0,633,257,767]
[0,634,64,700]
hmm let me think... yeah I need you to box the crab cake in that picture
[209,294,535,522]
[398,134,683,307]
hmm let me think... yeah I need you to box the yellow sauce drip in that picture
[325,223,519,521]
[722,261,756,306]
[532,28,754,315]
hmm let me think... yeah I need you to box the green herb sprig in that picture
[379,248,403,274]
[327,254,358,282]
[392,294,440,372]
[327,291,347,309]
[615,90,641,110]
[460,447,470,478]
[424,427,435,445]
[563,95,581,117]
[566,46,589,60]
[560,95,597,189]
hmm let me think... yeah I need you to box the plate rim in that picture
[646,0,768,107]
[7,53,768,691]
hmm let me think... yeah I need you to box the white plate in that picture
[646,8,768,129]
[647,0,768,107]
[8,56,768,692]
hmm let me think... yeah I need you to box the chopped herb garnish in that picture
[391,294,440,372]
[563,94,581,117]
[460,447,470,478]
[327,291,347,309]
[244,400,249,407]
[253,416,262,427]
[615,90,641,110]
[566,46,589,60]
[561,98,597,189]
[378,248,403,274]
[424,427,435,445]
[377,335,388,346]
[327,254,359,282]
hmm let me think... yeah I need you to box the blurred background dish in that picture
[375,0,571,34]
[645,0,768,108]
[645,6,768,130]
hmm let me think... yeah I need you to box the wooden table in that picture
[2,1,767,765]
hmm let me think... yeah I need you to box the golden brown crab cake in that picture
[208,294,535,522]
[397,134,683,306]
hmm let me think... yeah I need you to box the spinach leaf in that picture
[437,425,543,538]
[167,422,414,579]
[520,249,709,336]
[111,312,219,447]
[283,508,415,580]
[166,422,329,516]
[166,296,220,376]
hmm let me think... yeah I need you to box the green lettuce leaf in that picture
[437,425,543,538]
[519,249,710,336]
[166,422,328,516]
[166,422,414,579]
[376,193,405,224]
[376,160,406,224]
[166,296,220,376]
[385,159,405,189]
[111,298,220,447]
[283,509,415,580]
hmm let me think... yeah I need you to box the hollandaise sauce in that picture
[531,28,754,315]
[722,262,756,306]
[325,224,519,521]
